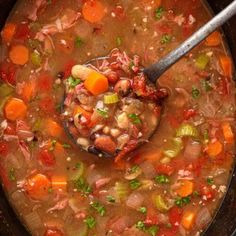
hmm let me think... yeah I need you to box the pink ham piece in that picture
[16,120,34,141]
[47,198,68,213]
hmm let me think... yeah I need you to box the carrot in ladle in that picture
[1,23,16,43]
[205,31,221,46]
[220,55,232,78]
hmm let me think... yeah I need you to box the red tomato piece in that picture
[64,59,76,78]
[39,96,55,113]
[145,209,159,225]
[156,164,175,176]
[14,23,30,40]
[0,141,9,157]
[169,206,183,226]
[183,109,196,120]
[44,228,64,236]
[38,149,56,166]
[0,61,17,85]
[38,73,53,92]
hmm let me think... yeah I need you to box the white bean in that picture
[71,65,92,81]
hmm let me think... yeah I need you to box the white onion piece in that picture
[126,192,144,209]
[24,211,42,231]
[184,141,201,161]
[86,169,102,186]
[140,161,156,179]
[195,207,212,229]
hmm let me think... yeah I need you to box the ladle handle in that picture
[144,0,236,83]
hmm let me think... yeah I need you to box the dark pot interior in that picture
[0,0,236,235]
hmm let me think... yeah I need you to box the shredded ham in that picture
[35,9,81,41]
[16,120,34,141]
[3,134,18,142]
[47,198,68,213]
[95,177,111,189]
[19,140,31,162]
[28,0,47,21]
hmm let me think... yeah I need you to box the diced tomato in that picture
[64,59,76,79]
[217,77,230,96]
[145,208,159,225]
[169,206,183,226]
[112,5,125,20]
[38,149,56,166]
[0,61,17,85]
[4,122,16,135]
[183,109,196,120]
[39,96,55,113]
[14,23,30,41]
[44,228,64,236]
[200,184,215,201]
[156,164,175,176]
[158,228,177,236]
[38,73,53,92]
[0,141,9,157]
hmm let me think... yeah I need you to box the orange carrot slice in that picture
[82,0,106,23]
[206,140,223,157]
[181,210,196,230]
[222,122,234,144]
[4,98,27,121]
[1,23,16,43]
[84,71,108,95]
[219,55,232,78]
[205,31,221,46]
[21,80,36,102]
[24,173,51,200]
[44,119,63,138]
[176,180,194,197]
[9,44,29,65]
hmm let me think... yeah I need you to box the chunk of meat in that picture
[94,136,116,154]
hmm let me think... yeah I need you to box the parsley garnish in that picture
[84,216,96,229]
[68,76,81,88]
[128,113,142,124]
[191,87,200,99]
[207,178,214,185]
[136,221,146,231]
[74,177,92,195]
[96,108,109,118]
[75,36,84,48]
[49,139,57,151]
[129,179,142,190]
[201,79,212,92]
[136,221,159,235]
[106,195,116,203]
[62,143,71,149]
[75,163,81,169]
[175,196,191,207]
[138,207,147,214]
[160,34,171,44]
[90,202,106,216]
[155,175,170,184]
[130,165,140,173]
[155,7,164,20]
[116,37,122,46]
[9,168,16,181]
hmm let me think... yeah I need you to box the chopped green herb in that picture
[9,168,16,181]
[193,191,200,197]
[62,143,71,149]
[207,178,214,185]
[130,165,140,173]
[49,139,57,151]
[48,187,53,193]
[68,76,81,88]
[74,177,92,195]
[28,39,40,49]
[136,221,146,231]
[160,34,171,44]
[147,225,159,236]
[201,79,212,92]
[84,216,96,229]
[75,163,81,169]
[155,175,170,184]
[75,36,84,48]
[90,201,106,216]
[96,108,109,118]
[191,87,200,99]
[175,196,191,207]
[138,207,147,214]
[129,179,142,190]
[128,113,142,124]
[155,7,164,20]
[116,37,122,46]
[166,223,172,228]
[106,195,116,203]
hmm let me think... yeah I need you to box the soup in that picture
[0,0,235,236]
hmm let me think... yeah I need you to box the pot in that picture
[0,0,236,235]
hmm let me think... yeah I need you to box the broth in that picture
[0,0,235,236]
